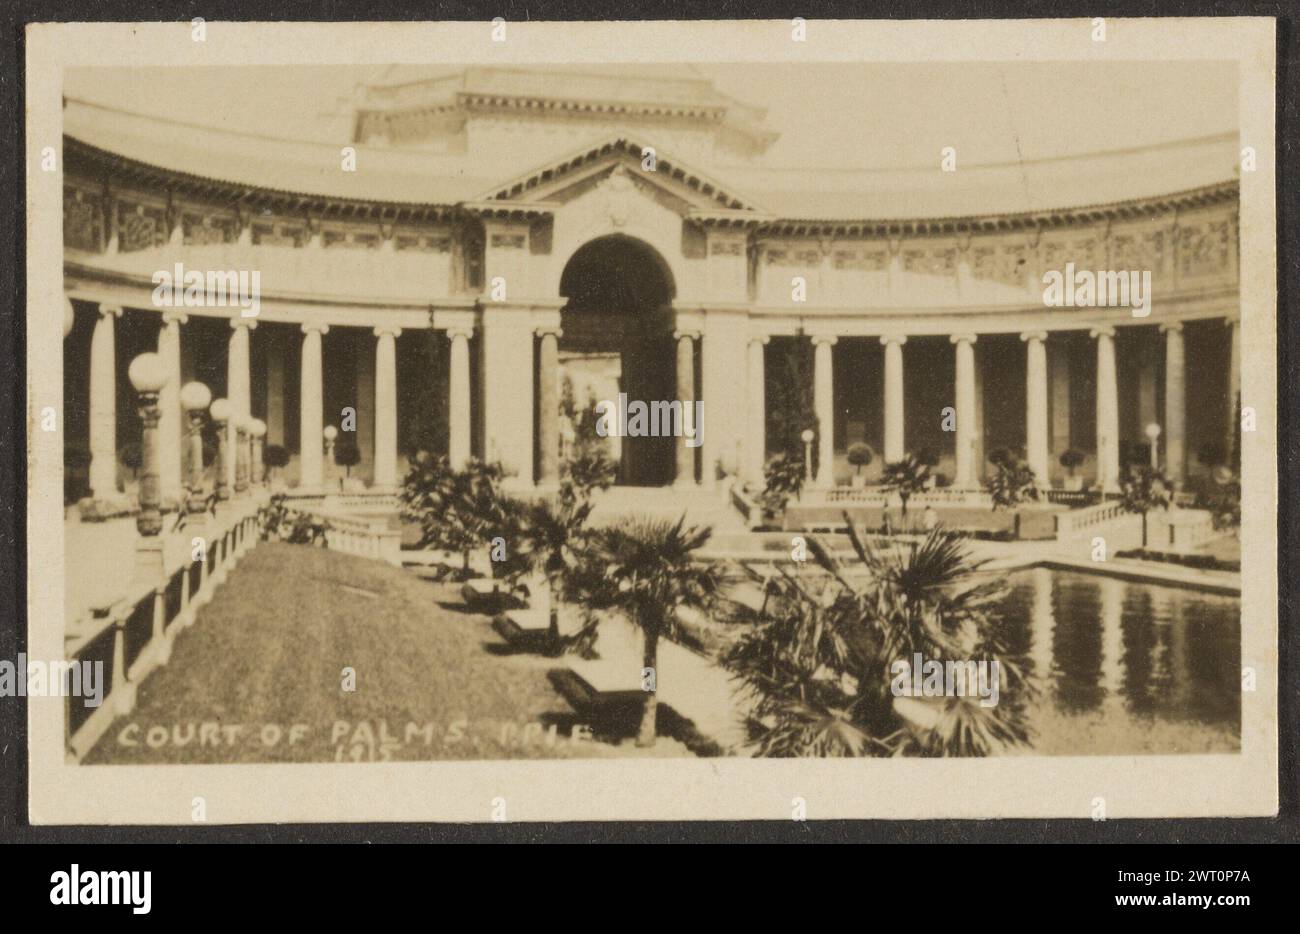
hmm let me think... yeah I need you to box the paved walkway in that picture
[568,612,751,751]
[64,516,144,627]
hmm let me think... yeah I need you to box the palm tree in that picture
[599,516,719,747]
[725,514,1033,757]
[517,496,596,653]
[1119,463,1173,547]
[986,454,1040,511]
[881,454,931,521]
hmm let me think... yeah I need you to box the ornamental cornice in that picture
[755,181,1238,239]
[66,135,1237,239]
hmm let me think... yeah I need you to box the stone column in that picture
[227,319,255,490]
[1092,325,1120,492]
[536,327,562,485]
[299,323,327,488]
[1161,322,1186,484]
[1022,331,1050,487]
[89,304,123,499]
[881,335,907,463]
[811,335,836,488]
[447,325,472,469]
[951,333,978,487]
[157,311,186,505]
[746,336,769,485]
[674,329,698,487]
[373,326,401,488]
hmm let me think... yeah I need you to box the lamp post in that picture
[249,418,267,487]
[800,428,815,487]
[323,425,338,490]
[210,398,231,501]
[1145,422,1162,471]
[180,381,212,514]
[127,353,168,536]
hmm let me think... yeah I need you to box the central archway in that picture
[558,234,678,486]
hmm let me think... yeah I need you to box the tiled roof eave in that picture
[756,181,1239,237]
[64,137,464,223]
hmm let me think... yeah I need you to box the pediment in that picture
[473,135,769,216]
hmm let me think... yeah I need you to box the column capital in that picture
[1089,325,1117,340]
[301,322,329,336]
[673,328,702,342]
[950,333,979,345]
[809,334,838,347]
[98,303,123,319]
[748,334,772,347]
[535,326,563,340]
[880,334,907,347]
[445,324,474,341]
[230,317,258,331]
[1158,321,1184,335]
[161,310,189,326]
[374,325,402,339]
[1019,330,1048,343]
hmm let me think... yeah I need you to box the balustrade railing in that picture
[64,500,265,761]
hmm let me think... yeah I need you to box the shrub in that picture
[333,437,361,476]
[881,455,930,517]
[847,442,874,475]
[1059,449,1085,475]
[985,455,1040,511]
[762,451,805,516]
[724,518,1034,757]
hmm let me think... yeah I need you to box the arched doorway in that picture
[558,234,677,486]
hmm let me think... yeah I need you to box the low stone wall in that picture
[783,503,1059,540]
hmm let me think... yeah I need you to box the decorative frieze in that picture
[183,210,240,247]
[322,227,381,250]
[1106,227,1167,275]
[969,241,1028,287]
[251,219,308,248]
[63,185,105,252]
[831,247,889,272]
[394,231,452,253]
[1175,217,1235,279]
[902,245,957,276]
[114,200,168,253]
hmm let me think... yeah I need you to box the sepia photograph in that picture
[22,17,1278,825]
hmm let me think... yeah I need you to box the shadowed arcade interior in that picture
[558,235,679,486]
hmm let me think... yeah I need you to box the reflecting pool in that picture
[995,568,1240,756]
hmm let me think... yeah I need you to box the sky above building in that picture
[64,61,1237,171]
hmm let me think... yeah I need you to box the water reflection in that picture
[996,569,1240,755]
